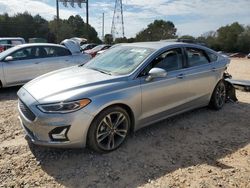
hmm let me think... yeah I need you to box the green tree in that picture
[216,22,244,52]
[104,34,113,44]
[114,37,128,43]
[236,26,250,53]
[135,20,177,42]
[179,35,195,40]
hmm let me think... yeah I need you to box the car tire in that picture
[87,106,131,153]
[209,80,226,110]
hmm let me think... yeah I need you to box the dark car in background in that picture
[85,44,111,58]
[0,37,25,53]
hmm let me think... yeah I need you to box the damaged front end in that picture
[223,72,238,102]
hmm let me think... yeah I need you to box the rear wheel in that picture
[209,80,226,110]
[87,106,130,153]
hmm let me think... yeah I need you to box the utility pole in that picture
[120,0,125,38]
[102,12,105,41]
[86,0,89,40]
[57,0,89,40]
[56,0,59,42]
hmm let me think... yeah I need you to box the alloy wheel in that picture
[96,112,129,151]
[216,83,226,108]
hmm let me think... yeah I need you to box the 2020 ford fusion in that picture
[18,42,230,152]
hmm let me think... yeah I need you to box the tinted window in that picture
[42,46,71,57]
[140,48,183,76]
[54,47,71,56]
[207,51,218,62]
[11,40,23,45]
[186,48,209,67]
[154,48,183,71]
[0,40,10,45]
[10,47,34,60]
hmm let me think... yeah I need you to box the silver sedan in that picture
[17,42,230,153]
[0,39,91,88]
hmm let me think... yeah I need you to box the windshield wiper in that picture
[89,68,112,75]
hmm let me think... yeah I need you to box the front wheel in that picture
[209,80,226,110]
[87,106,130,153]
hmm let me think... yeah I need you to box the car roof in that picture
[119,41,206,50]
[0,37,25,40]
[15,43,64,48]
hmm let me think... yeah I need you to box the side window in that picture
[36,46,71,58]
[0,40,12,44]
[43,47,56,57]
[10,47,33,60]
[153,48,183,72]
[11,40,23,45]
[55,47,71,56]
[36,47,49,58]
[207,51,218,62]
[140,48,183,76]
[186,48,209,67]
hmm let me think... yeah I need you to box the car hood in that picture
[23,66,124,103]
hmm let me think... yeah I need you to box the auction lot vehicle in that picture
[85,44,111,58]
[0,37,25,53]
[80,43,98,52]
[18,41,230,153]
[0,40,91,88]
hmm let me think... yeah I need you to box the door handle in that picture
[211,67,216,72]
[34,62,40,64]
[177,73,185,79]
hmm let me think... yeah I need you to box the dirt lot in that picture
[0,58,249,188]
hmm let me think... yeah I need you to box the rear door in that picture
[3,46,43,85]
[38,46,73,75]
[182,47,218,106]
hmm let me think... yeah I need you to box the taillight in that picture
[91,52,97,58]
[0,46,4,52]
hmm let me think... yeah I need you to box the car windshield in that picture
[84,46,154,75]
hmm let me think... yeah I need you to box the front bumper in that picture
[17,87,94,148]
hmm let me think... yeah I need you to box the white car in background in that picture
[0,37,25,52]
[0,39,91,88]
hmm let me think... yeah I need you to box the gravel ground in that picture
[0,58,249,188]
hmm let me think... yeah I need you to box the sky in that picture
[0,0,249,39]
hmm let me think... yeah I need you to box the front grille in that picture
[19,100,36,121]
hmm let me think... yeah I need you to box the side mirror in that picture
[145,68,167,82]
[4,56,13,62]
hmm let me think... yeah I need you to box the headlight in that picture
[37,99,91,113]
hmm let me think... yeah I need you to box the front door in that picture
[38,46,72,75]
[138,48,194,127]
[3,46,43,86]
